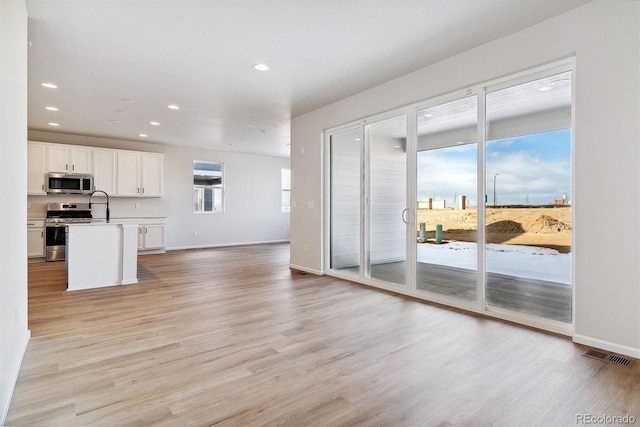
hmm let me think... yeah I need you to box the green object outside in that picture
[436,224,443,244]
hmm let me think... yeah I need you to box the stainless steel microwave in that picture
[45,172,93,194]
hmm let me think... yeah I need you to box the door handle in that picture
[402,208,409,224]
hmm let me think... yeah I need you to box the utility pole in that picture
[493,173,499,207]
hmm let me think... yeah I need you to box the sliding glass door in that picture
[485,71,573,323]
[364,115,408,286]
[415,96,478,301]
[329,127,363,277]
[327,63,573,328]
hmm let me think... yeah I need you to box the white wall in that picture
[0,0,30,423]
[290,1,640,356]
[28,131,290,249]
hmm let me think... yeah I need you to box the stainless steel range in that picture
[45,203,93,262]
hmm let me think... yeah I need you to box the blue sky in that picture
[417,129,571,206]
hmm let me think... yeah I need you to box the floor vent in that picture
[607,354,631,367]
[583,349,632,367]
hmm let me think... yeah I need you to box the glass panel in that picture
[329,128,362,275]
[281,169,291,212]
[416,96,478,300]
[365,115,407,285]
[193,161,224,213]
[485,71,572,323]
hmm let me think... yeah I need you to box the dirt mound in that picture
[525,215,571,233]
[486,220,525,234]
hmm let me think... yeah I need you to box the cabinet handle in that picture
[66,164,68,170]
[142,187,145,194]
[72,164,75,171]
[137,187,140,194]
[42,184,45,191]
[41,231,44,238]
[28,222,35,226]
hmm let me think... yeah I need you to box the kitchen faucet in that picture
[89,190,110,223]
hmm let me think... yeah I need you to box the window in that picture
[193,161,223,213]
[281,168,291,212]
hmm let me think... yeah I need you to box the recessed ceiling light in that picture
[121,98,134,103]
[41,82,57,89]
[138,133,148,137]
[456,141,465,145]
[113,110,125,114]
[48,122,60,127]
[45,106,59,111]
[150,121,160,126]
[254,63,269,71]
[109,119,121,123]
[538,86,552,92]
[355,138,361,141]
[167,104,180,110]
[423,113,433,118]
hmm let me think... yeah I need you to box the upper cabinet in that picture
[116,151,141,196]
[141,153,164,197]
[47,144,92,174]
[92,149,117,195]
[27,141,164,198]
[116,150,164,197]
[27,142,47,195]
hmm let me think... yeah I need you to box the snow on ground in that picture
[417,240,570,285]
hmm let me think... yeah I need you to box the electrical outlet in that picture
[193,231,198,237]
[135,202,140,208]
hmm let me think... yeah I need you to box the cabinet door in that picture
[143,224,165,249]
[117,151,141,196]
[47,144,70,172]
[137,225,144,250]
[141,153,163,197]
[27,142,47,195]
[27,228,45,258]
[70,147,92,174]
[93,149,117,195]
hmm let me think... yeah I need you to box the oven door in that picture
[45,224,67,262]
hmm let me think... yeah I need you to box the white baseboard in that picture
[168,239,290,251]
[573,334,640,359]
[289,264,325,276]
[1,329,30,426]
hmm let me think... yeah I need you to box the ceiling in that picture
[25,0,591,158]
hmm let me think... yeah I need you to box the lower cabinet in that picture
[138,222,166,251]
[27,220,45,258]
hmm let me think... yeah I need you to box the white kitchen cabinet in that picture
[141,153,163,197]
[27,219,45,258]
[116,151,141,196]
[138,223,166,250]
[117,151,164,197]
[27,142,47,195]
[47,144,92,173]
[92,149,117,194]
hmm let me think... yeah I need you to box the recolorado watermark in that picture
[576,414,637,425]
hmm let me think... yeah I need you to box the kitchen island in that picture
[66,222,138,291]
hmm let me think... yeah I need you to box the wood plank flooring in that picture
[7,243,640,426]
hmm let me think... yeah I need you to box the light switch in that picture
[307,201,314,209]
[291,201,297,208]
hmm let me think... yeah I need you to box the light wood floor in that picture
[7,243,640,426]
